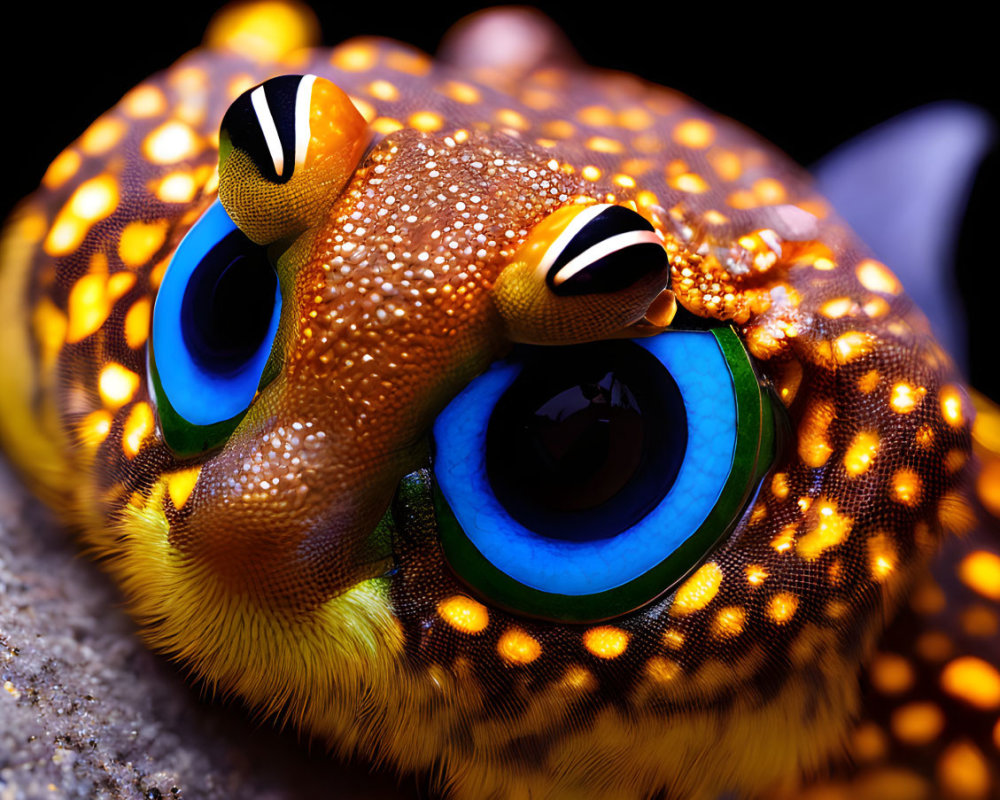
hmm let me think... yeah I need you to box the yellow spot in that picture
[870,652,916,695]
[79,410,113,448]
[583,626,629,659]
[156,171,199,203]
[644,656,681,683]
[890,382,926,413]
[122,85,167,118]
[119,220,169,268]
[712,606,746,638]
[767,593,798,624]
[812,256,837,271]
[707,148,741,181]
[577,105,615,126]
[585,136,624,154]
[833,330,874,364]
[42,149,81,188]
[868,533,898,581]
[891,702,944,746]
[703,209,729,225]
[613,174,636,189]
[669,172,709,193]
[771,523,797,553]
[671,562,722,615]
[673,118,715,149]
[497,627,541,665]
[407,111,443,132]
[618,107,653,131]
[797,499,853,560]
[560,665,595,691]
[122,402,154,458]
[440,81,480,104]
[124,298,151,349]
[941,657,1000,710]
[820,297,854,318]
[863,296,890,317]
[44,174,120,256]
[495,108,529,131]
[959,551,1000,601]
[892,469,922,506]
[662,629,685,650]
[940,384,965,427]
[206,1,318,61]
[66,274,111,344]
[745,565,768,586]
[752,177,786,204]
[437,595,489,634]
[366,79,399,101]
[98,363,140,408]
[844,431,880,476]
[798,398,835,467]
[80,116,126,155]
[165,466,202,510]
[371,117,403,134]
[144,121,200,164]
[331,42,378,71]
[937,741,991,800]
[856,258,902,294]
[581,165,602,182]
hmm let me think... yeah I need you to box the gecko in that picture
[0,3,997,798]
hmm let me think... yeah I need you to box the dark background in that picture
[3,3,997,395]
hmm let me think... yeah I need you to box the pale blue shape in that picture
[433,332,737,595]
[151,200,282,425]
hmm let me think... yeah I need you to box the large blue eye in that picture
[150,200,282,456]
[432,327,776,622]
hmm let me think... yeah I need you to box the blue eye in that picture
[150,200,282,456]
[432,327,776,622]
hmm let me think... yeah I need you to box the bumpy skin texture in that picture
[0,5,997,799]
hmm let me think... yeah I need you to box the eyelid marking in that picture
[250,85,285,179]
[294,73,317,169]
[552,230,663,286]
[532,202,607,282]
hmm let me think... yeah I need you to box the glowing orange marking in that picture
[797,499,853,560]
[124,298,152,350]
[662,630,685,650]
[437,596,489,634]
[613,174,636,189]
[813,257,836,271]
[938,741,991,798]
[66,274,111,344]
[143,121,200,164]
[712,606,746,638]
[673,118,715,149]
[44,174,119,256]
[31,299,66,370]
[42,149,81,188]
[80,116,126,156]
[862,296,890,318]
[707,148,741,181]
[752,178,786,204]
[577,105,615,126]
[868,533,897,581]
[122,402,154,458]
[771,524,796,554]
[671,562,722,615]
[541,119,575,139]
[384,50,430,76]
[768,593,798,624]
[122,85,167,118]
[856,258,901,294]
[98,363,140,408]
[833,331,874,364]
[156,171,199,203]
[703,209,729,225]
[583,626,629,659]
[165,466,202,510]
[497,628,541,664]
[959,551,1000,601]
[331,42,377,71]
[495,108,529,131]
[581,165,602,182]
[745,565,768,586]
[892,469,922,506]
[726,189,757,209]
[820,297,853,319]
[871,653,916,695]
[407,111,443,132]
[371,117,403,134]
[844,431,879,476]
[79,409,113,448]
[939,384,965,427]
[585,136,624,154]
[645,656,681,683]
[618,107,653,131]
[669,172,709,193]
[891,702,944,745]
[941,657,1000,709]
[206,1,317,61]
[857,370,880,394]
[915,425,935,449]
[367,79,399,101]
[851,722,888,762]
[561,665,595,691]
[119,220,169,268]
[890,382,926,413]
[798,399,835,467]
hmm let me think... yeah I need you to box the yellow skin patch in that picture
[0,4,996,799]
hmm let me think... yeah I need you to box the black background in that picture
[3,3,997,395]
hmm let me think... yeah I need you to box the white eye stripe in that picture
[250,85,284,179]
[294,74,317,169]
[551,230,663,286]
[533,203,612,282]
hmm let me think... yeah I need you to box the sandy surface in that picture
[0,459,415,800]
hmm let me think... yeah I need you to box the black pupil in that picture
[486,341,687,542]
[181,229,277,374]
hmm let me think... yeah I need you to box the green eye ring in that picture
[432,326,778,623]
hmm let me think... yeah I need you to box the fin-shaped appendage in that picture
[813,102,995,372]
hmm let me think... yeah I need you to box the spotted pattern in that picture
[0,5,995,800]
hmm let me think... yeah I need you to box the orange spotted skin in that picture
[1,8,998,799]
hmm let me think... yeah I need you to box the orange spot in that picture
[31,299,67,370]
[870,652,916,695]
[937,741,991,800]
[863,296,891,317]
[712,606,746,638]
[42,149,81,188]
[165,466,202,510]
[857,369,880,394]
[119,220,169,268]
[767,593,798,624]
[541,119,575,139]
[939,491,976,534]
[910,580,946,615]
[673,118,715,149]
[941,657,1000,710]
[583,626,629,659]
[98,363,140,408]
[371,117,403,134]
[367,79,399,101]
[44,174,120,256]
[437,595,489,634]
[662,630,685,650]
[585,136,624,154]
[143,121,200,164]
[439,81,481,107]
[124,299,151,349]
[993,719,1000,752]
[752,177,786,204]
[798,398,836,467]
[156,171,200,203]
[851,722,888,762]
[844,431,880,476]
[384,49,430,76]
[890,382,926,413]
[497,627,541,664]
[891,702,944,746]
[771,472,789,499]
[771,524,797,554]
[206,1,318,61]
[577,105,615,126]
[707,148,741,181]
[122,85,167,118]
[961,605,998,637]
[671,562,722,615]
[856,258,902,295]
[79,410,113,448]
[669,172,709,193]
[66,274,111,344]
[645,656,681,683]
[959,551,1000,601]
[122,402,154,458]
[820,297,854,319]
[80,116,126,155]
[407,111,443,132]
[581,165,602,182]
[833,331,875,364]
[915,424,935,449]
[331,42,377,71]
[868,533,898,581]
[940,384,965,427]
[797,499,853,560]
[561,665,595,691]
[917,631,954,662]
[891,469,922,506]
[745,565,768,586]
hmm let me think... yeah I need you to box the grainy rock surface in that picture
[0,459,413,800]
